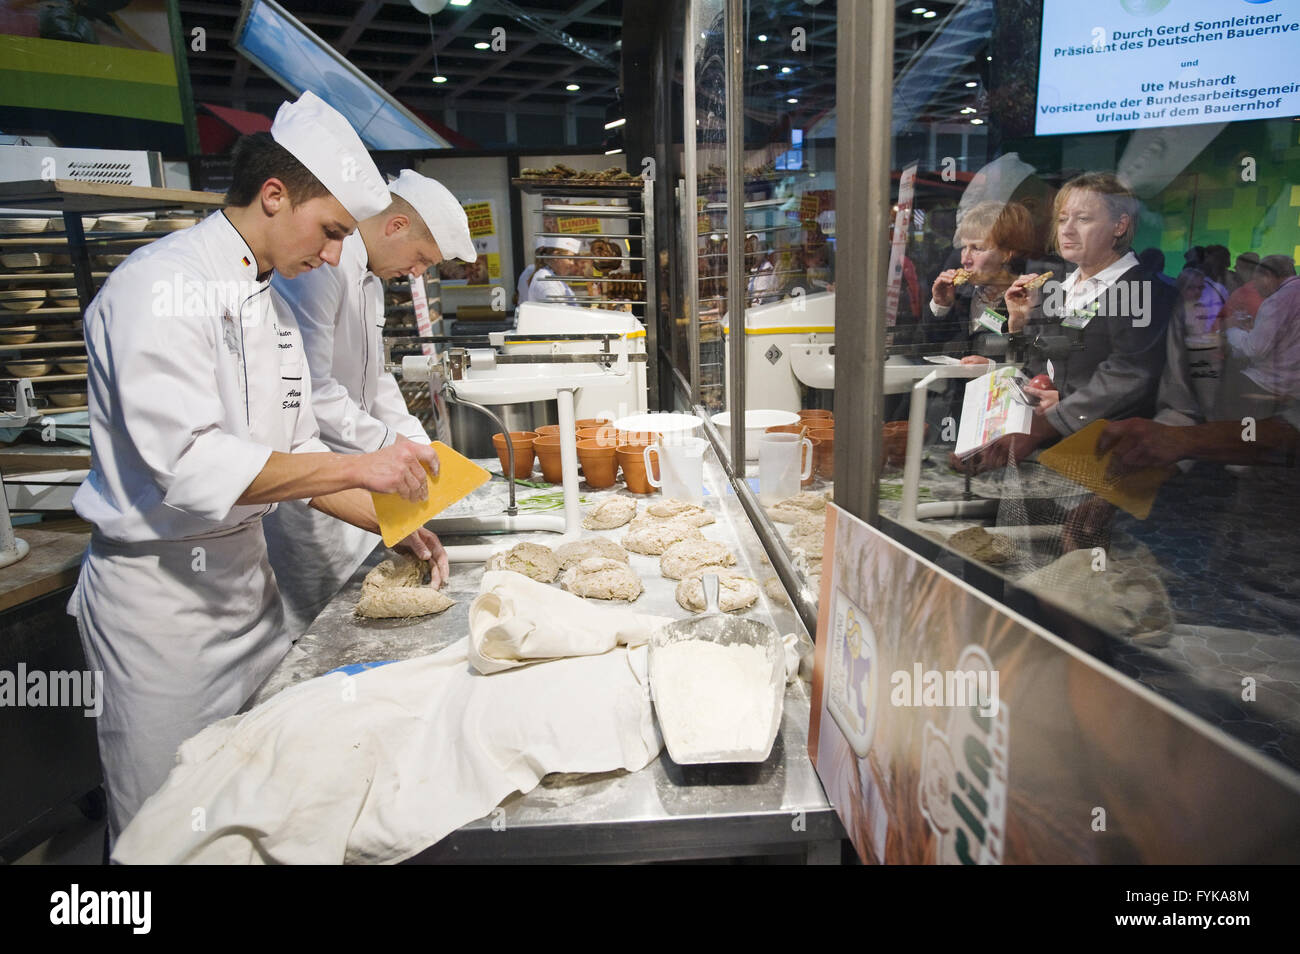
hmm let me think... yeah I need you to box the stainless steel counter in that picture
[252,447,843,864]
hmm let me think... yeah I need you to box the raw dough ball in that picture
[768,491,828,524]
[561,557,644,601]
[947,526,1015,565]
[582,496,637,530]
[790,512,826,539]
[762,576,790,604]
[675,570,759,613]
[622,520,705,555]
[356,557,454,619]
[486,541,560,582]
[555,536,630,569]
[790,533,824,561]
[659,538,736,580]
[643,498,715,527]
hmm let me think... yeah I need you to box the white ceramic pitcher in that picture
[644,437,707,504]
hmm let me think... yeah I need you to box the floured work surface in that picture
[252,453,838,863]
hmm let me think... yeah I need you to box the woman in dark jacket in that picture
[962,172,1176,472]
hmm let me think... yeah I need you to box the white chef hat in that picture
[536,235,582,254]
[387,170,476,263]
[270,91,389,222]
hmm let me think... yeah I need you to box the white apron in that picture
[69,217,326,840]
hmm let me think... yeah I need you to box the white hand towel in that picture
[468,569,673,674]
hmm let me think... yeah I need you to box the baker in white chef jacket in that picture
[69,91,450,844]
[526,235,582,303]
[264,171,476,636]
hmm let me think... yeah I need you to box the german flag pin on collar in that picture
[241,255,251,267]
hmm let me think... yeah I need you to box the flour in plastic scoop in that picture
[652,640,775,759]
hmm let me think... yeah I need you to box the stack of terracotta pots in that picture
[798,409,835,480]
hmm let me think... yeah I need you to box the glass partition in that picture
[871,0,1300,773]
[737,0,839,600]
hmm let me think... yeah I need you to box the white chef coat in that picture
[526,265,578,303]
[516,263,536,304]
[265,231,430,637]
[69,211,330,840]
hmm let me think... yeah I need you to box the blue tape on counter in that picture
[326,660,399,677]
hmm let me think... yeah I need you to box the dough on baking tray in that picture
[582,496,637,530]
[555,536,630,569]
[643,498,715,527]
[762,576,790,604]
[622,520,704,556]
[789,512,826,539]
[485,541,560,582]
[675,570,759,613]
[561,557,644,601]
[355,557,455,619]
[659,538,736,580]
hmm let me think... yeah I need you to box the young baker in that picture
[69,91,448,842]
[265,171,476,635]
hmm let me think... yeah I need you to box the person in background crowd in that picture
[958,172,1174,473]
[526,235,582,303]
[1177,246,1229,334]
[1227,251,1259,293]
[1137,247,1175,287]
[1216,253,1294,335]
[926,199,1044,363]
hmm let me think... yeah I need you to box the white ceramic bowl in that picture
[610,412,704,445]
[710,409,800,461]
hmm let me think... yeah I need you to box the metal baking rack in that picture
[511,175,660,409]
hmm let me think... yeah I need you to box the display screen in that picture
[235,0,448,151]
[1035,0,1300,136]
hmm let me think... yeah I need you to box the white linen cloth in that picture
[469,570,673,674]
[112,575,667,864]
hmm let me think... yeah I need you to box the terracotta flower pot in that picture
[576,425,618,447]
[810,433,834,480]
[617,444,654,494]
[534,424,565,439]
[492,431,537,479]
[617,429,653,445]
[574,418,611,430]
[799,409,834,423]
[881,420,927,467]
[576,438,618,489]
[533,434,565,483]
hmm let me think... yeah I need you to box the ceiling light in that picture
[787,97,798,104]
[604,117,626,129]
[960,107,975,114]
[431,75,448,83]
[474,41,489,49]
[923,9,937,17]
[450,0,472,6]
[971,118,984,125]
[965,81,977,88]
[566,83,581,91]
[756,64,769,70]
[604,148,623,155]
[780,66,792,74]
[911,6,927,13]
[758,34,768,41]
[986,55,993,61]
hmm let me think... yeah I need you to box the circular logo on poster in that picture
[1120,0,1171,13]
